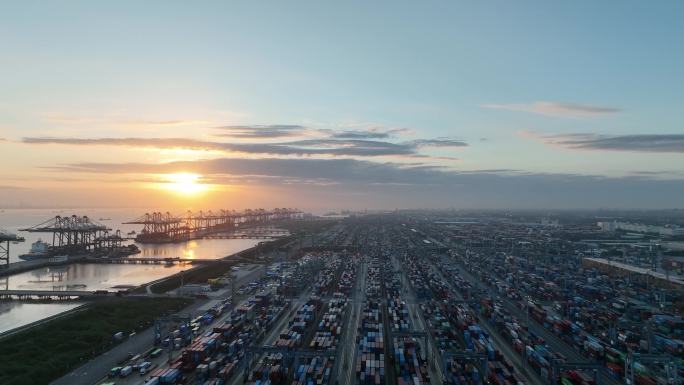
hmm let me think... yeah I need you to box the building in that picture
[597,221,684,236]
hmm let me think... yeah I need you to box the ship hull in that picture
[18,253,50,261]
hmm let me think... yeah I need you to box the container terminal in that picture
[0,209,301,279]
[11,211,682,385]
[124,209,302,244]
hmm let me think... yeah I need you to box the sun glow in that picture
[161,173,209,196]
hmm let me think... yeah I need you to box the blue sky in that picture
[1,1,683,209]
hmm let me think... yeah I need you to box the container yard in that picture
[89,213,684,385]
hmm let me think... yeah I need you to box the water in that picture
[1,263,190,291]
[0,302,83,333]
[0,208,263,333]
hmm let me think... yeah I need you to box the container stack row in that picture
[356,258,386,385]
[291,356,335,385]
[355,302,386,385]
[310,294,348,351]
[393,337,430,385]
[338,255,360,294]
[245,353,286,385]
[314,255,341,296]
[275,297,322,349]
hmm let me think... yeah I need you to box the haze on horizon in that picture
[1,1,683,211]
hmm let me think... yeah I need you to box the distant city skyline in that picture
[1,1,683,209]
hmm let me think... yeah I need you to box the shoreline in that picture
[0,235,299,335]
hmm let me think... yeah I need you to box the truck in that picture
[120,365,133,377]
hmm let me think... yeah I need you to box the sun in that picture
[161,173,209,196]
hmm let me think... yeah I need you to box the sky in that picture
[1,1,683,210]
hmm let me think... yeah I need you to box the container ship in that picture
[18,239,51,261]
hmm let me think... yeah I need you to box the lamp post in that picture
[179,270,185,296]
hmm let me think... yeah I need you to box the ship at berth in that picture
[18,239,51,261]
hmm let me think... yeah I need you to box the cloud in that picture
[49,158,442,184]
[629,170,684,178]
[214,125,413,140]
[43,158,549,187]
[43,114,96,123]
[22,136,467,158]
[47,157,684,208]
[0,184,25,190]
[117,120,211,127]
[213,125,307,139]
[23,137,226,151]
[329,128,410,139]
[482,101,620,117]
[533,133,684,153]
[43,114,211,127]
[408,139,468,148]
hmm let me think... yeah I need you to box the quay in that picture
[0,255,236,278]
[0,289,115,300]
[0,257,79,278]
[124,208,300,243]
[87,257,226,264]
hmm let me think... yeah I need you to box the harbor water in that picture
[0,208,263,333]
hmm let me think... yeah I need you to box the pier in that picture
[0,228,24,269]
[0,289,115,300]
[124,208,301,243]
[19,215,133,257]
[86,256,222,265]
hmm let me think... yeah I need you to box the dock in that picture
[0,289,115,300]
[124,208,300,243]
[86,257,226,265]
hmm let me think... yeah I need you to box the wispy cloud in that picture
[0,184,25,190]
[117,120,211,127]
[214,125,412,140]
[43,114,97,124]
[629,170,684,178]
[23,137,224,150]
[408,138,467,148]
[531,133,684,153]
[43,114,211,127]
[483,101,620,117]
[213,125,307,139]
[22,136,468,158]
[329,128,410,139]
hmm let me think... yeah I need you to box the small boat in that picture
[127,230,137,235]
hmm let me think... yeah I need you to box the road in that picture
[52,265,265,385]
[340,260,367,385]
